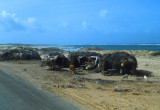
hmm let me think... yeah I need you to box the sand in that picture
[0,50,160,110]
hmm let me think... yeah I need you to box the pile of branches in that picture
[0,48,41,61]
[68,52,102,69]
[41,52,69,70]
[98,52,137,75]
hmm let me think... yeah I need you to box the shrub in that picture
[151,51,160,56]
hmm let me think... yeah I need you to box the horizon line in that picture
[0,43,160,46]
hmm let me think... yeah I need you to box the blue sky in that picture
[0,0,160,44]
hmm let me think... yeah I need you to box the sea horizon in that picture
[1,43,160,51]
[1,43,160,45]
[32,44,160,51]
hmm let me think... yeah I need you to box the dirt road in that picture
[0,69,83,110]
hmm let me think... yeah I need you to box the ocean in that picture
[33,44,160,51]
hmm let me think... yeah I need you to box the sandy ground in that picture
[0,50,160,110]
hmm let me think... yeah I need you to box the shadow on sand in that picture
[137,70,152,77]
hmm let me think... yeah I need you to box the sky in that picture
[0,0,160,44]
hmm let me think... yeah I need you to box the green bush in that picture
[151,51,160,56]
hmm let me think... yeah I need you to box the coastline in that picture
[1,44,160,51]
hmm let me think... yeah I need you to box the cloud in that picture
[1,10,16,18]
[0,10,41,32]
[27,18,36,24]
[82,21,87,29]
[0,10,25,31]
[81,21,97,32]
[99,10,108,18]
